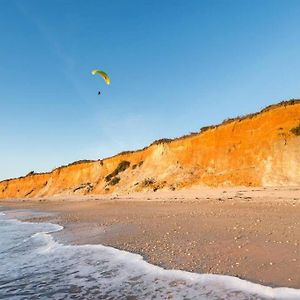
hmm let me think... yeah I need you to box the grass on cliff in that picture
[109,177,120,186]
[105,160,130,182]
[142,177,156,186]
[79,99,300,165]
[291,123,300,136]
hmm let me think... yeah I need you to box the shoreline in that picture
[1,186,300,289]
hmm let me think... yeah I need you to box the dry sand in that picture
[1,186,299,289]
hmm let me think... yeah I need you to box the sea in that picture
[0,209,299,300]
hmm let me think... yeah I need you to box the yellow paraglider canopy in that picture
[91,69,110,85]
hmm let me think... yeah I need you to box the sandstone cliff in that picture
[1,100,300,198]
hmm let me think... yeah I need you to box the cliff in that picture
[1,100,300,198]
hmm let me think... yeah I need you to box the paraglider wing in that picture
[91,69,110,85]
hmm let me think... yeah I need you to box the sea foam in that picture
[0,210,299,300]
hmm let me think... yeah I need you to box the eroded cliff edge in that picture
[1,100,300,198]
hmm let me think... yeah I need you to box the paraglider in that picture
[91,69,110,95]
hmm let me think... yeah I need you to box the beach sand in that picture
[1,186,299,289]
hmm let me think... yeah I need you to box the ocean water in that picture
[0,210,299,300]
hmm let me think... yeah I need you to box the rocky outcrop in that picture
[1,100,300,198]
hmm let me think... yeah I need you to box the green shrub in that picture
[115,160,130,173]
[291,123,300,136]
[200,126,216,133]
[105,161,130,182]
[150,138,172,146]
[105,174,113,182]
[109,177,120,186]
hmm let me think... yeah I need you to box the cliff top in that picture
[2,98,299,183]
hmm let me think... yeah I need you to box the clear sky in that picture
[1,0,300,180]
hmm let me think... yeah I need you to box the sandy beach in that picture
[1,186,299,289]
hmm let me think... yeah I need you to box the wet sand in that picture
[1,186,299,289]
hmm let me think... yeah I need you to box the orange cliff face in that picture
[1,100,300,198]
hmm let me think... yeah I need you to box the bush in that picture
[150,138,173,146]
[115,160,130,173]
[109,177,120,186]
[105,174,113,182]
[200,125,216,133]
[142,177,156,186]
[291,123,300,136]
[105,160,130,182]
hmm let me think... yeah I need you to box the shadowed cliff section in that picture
[1,99,300,198]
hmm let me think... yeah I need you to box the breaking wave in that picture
[0,210,299,300]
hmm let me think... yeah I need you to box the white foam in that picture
[1,210,300,299]
[26,230,300,299]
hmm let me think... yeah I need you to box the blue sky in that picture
[1,0,300,180]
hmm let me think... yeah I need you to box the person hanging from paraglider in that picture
[91,69,110,95]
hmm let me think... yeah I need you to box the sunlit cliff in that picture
[1,100,300,198]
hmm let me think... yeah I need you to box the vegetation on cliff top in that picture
[1,99,299,184]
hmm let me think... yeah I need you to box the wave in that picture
[0,211,299,300]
